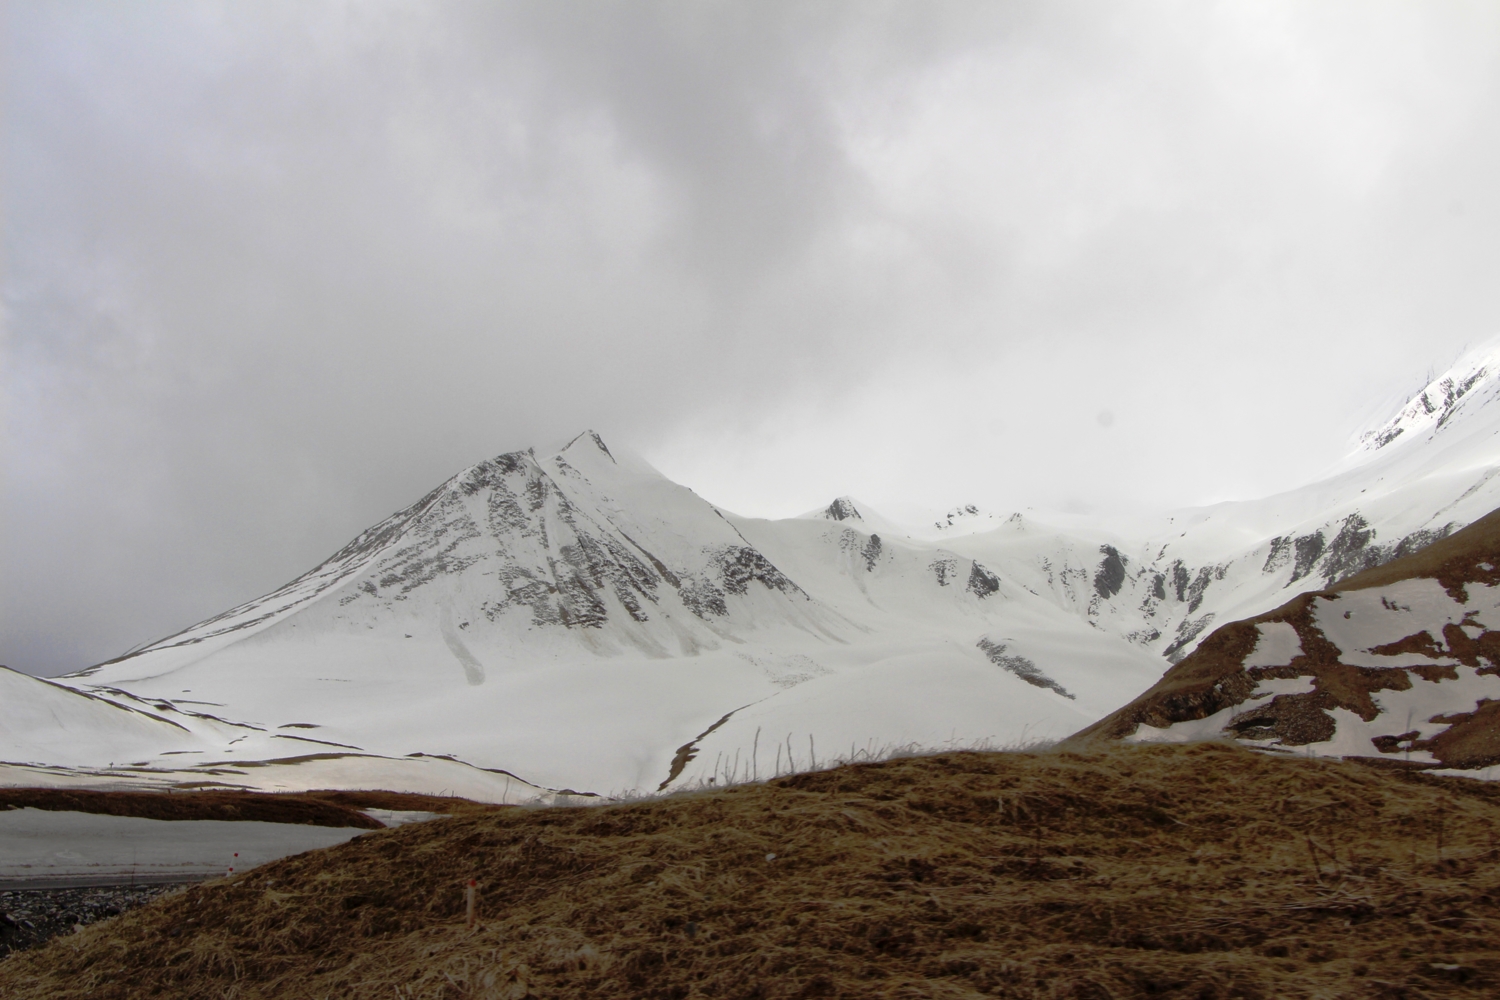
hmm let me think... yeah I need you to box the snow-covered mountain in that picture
[10,343,1500,796]
[26,431,1138,797]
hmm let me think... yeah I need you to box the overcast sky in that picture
[4,1,1500,676]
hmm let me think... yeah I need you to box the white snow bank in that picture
[360,809,447,827]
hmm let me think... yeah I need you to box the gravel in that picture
[1,884,185,959]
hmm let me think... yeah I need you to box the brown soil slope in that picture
[0,789,504,829]
[4,743,1500,999]
[1068,506,1500,766]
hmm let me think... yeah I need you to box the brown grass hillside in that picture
[4,742,1500,999]
[1068,506,1500,764]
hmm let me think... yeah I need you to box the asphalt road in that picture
[0,808,373,886]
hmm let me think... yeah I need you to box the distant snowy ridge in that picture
[1355,339,1500,457]
[81,477,456,671]
[932,505,1005,536]
[932,335,1500,672]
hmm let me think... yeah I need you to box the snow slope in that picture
[0,666,202,765]
[10,343,1500,794]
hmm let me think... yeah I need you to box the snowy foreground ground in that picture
[0,809,441,886]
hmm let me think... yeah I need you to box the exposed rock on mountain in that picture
[819,497,863,522]
[1361,360,1489,450]
[933,503,1001,533]
[977,638,1073,699]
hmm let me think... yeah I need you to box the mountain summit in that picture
[82,430,837,677]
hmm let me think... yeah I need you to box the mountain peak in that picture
[1356,340,1500,456]
[934,504,1002,535]
[558,429,615,463]
[819,497,863,522]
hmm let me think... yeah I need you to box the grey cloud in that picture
[4,1,1500,674]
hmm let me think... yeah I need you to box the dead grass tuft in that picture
[4,741,1500,998]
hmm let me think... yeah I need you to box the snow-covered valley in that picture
[10,344,1500,798]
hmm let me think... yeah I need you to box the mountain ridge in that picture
[9,343,1500,796]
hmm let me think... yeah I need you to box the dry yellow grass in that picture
[3,741,1499,999]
